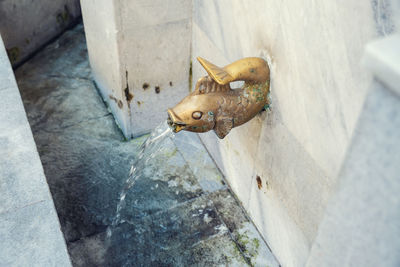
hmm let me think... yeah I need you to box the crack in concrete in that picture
[46,74,92,81]
[0,199,47,217]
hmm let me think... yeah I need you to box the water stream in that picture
[107,121,174,238]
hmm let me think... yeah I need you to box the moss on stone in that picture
[6,47,20,63]
[234,230,261,266]
[56,5,70,26]
[164,147,178,158]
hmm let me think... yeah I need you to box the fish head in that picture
[167,94,217,133]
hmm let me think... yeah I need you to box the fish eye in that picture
[192,111,203,120]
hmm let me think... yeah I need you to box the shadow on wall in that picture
[0,0,81,67]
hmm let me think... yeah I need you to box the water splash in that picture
[107,121,174,238]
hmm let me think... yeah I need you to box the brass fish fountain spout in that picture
[167,57,270,139]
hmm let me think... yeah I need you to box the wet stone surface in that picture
[15,24,279,266]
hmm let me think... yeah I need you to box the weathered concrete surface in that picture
[81,0,192,137]
[16,24,279,266]
[69,190,277,266]
[79,0,129,136]
[192,1,398,266]
[0,0,81,67]
[15,24,144,242]
[307,81,400,267]
[0,35,71,266]
[0,201,71,266]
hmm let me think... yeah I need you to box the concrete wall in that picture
[0,0,81,67]
[81,0,192,137]
[306,31,400,267]
[0,34,71,267]
[80,0,129,135]
[306,79,400,266]
[192,1,398,266]
[81,0,399,265]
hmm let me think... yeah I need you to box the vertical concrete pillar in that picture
[81,0,192,138]
[306,34,400,267]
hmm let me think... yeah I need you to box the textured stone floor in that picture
[15,24,279,267]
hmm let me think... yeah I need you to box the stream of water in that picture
[107,121,174,238]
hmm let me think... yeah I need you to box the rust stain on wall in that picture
[109,94,123,109]
[256,175,262,189]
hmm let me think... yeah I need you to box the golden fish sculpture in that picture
[167,57,270,139]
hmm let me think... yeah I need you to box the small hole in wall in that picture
[124,88,133,102]
[256,175,262,189]
[143,83,149,90]
[169,81,173,86]
[155,86,160,94]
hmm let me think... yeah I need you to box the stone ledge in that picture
[0,34,71,266]
[363,34,400,96]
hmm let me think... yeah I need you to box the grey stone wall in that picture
[0,0,81,67]
[306,80,400,266]
[191,0,398,266]
[0,34,71,267]
[81,0,192,137]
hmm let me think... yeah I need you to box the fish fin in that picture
[197,57,234,85]
[214,117,233,139]
[194,76,231,94]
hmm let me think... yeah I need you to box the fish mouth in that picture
[167,109,186,133]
